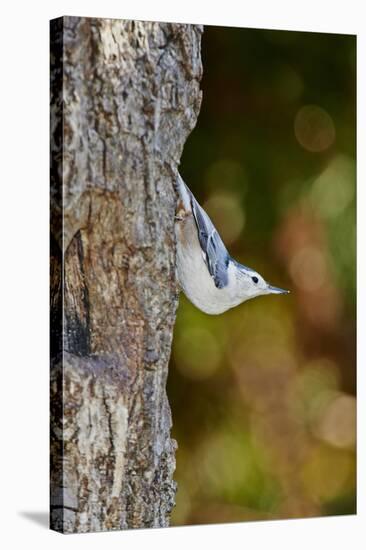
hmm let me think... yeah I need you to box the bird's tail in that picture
[174,173,193,212]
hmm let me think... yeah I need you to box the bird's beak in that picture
[267,284,290,295]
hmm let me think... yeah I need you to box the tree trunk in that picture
[50,16,202,533]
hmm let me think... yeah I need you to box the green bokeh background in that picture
[167,26,356,526]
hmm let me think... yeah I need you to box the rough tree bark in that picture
[50,16,202,533]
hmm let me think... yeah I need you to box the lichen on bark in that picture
[50,16,202,533]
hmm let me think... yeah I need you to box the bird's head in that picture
[231,260,289,302]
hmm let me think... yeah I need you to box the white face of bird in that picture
[234,263,289,300]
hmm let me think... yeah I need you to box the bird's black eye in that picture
[252,276,259,284]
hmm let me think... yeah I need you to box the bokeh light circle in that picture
[174,326,222,380]
[203,192,245,245]
[294,104,336,152]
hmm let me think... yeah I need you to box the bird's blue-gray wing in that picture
[189,193,230,289]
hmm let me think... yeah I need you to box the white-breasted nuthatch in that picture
[175,174,289,315]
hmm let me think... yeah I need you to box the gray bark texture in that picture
[50,16,202,533]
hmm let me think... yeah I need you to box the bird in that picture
[174,173,289,315]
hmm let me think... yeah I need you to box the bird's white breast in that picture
[175,215,241,314]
